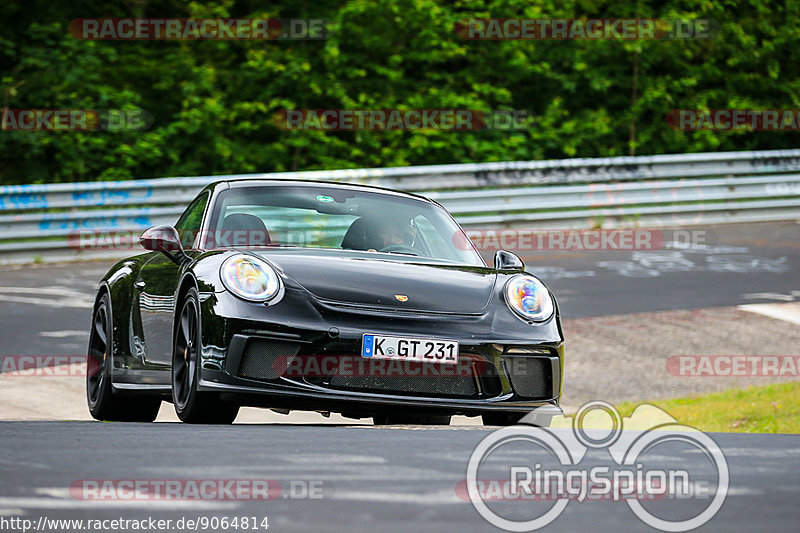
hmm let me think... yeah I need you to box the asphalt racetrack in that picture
[0,422,798,532]
[0,221,798,531]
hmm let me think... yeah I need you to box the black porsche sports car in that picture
[87,180,564,425]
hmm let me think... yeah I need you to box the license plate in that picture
[361,334,459,364]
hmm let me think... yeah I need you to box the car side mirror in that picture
[494,250,524,270]
[139,225,188,264]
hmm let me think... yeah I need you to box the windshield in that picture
[204,184,484,266]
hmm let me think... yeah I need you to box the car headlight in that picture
[504,275,554,322]
[220,255,280,302]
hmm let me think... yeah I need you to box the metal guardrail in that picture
[1,149,799,264]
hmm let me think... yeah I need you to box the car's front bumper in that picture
[199,334,563,417]
[196,288,564,417]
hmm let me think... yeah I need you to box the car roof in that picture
[214,178,435,204]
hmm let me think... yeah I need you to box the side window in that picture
[175,193,209,248]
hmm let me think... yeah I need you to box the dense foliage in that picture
[1,0,798,184]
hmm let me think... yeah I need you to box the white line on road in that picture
[0,496,236,511]
[0,287,94,308]
[0,295,93,308]
[0,287,90,297]
[38,331,87,338]
[738,302,800,326]
[742,292,796,302]
[334,488,460,505]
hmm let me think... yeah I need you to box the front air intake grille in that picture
[327,361,480,398]
[239,338,301,381]
[506,357,552,399]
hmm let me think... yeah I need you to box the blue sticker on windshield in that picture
[316,195,334,203]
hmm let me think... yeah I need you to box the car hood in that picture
[257,251,497,313]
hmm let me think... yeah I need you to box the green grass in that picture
[614,382,800,434]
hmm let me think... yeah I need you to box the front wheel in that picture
[87,293,161,422]
[172,288,239,424]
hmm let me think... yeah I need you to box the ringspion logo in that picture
[465,402,728,531]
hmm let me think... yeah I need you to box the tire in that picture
[172,288,239,424]
[482,412,525,426]
[373,414,451,425]
[87,293,161,422]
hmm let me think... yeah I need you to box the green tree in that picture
[1,0,799,185]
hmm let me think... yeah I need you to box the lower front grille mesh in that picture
[239,339,301,381]
[506,357,552,399]
[327,359,481,398]
[236,339,503,399]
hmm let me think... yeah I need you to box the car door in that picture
[136,192,209,366]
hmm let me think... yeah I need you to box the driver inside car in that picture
[368,218,415,252]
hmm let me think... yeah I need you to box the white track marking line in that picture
[0,286,95,307]
[742,292,795,302]
[0,295,93,308]
[738,302,800,326]
[334,488,460,505]
[0,287,89,297]
[0,488,238,510]
[0,286,94,306]
[38,331,87,338]
[0,496,235,511]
